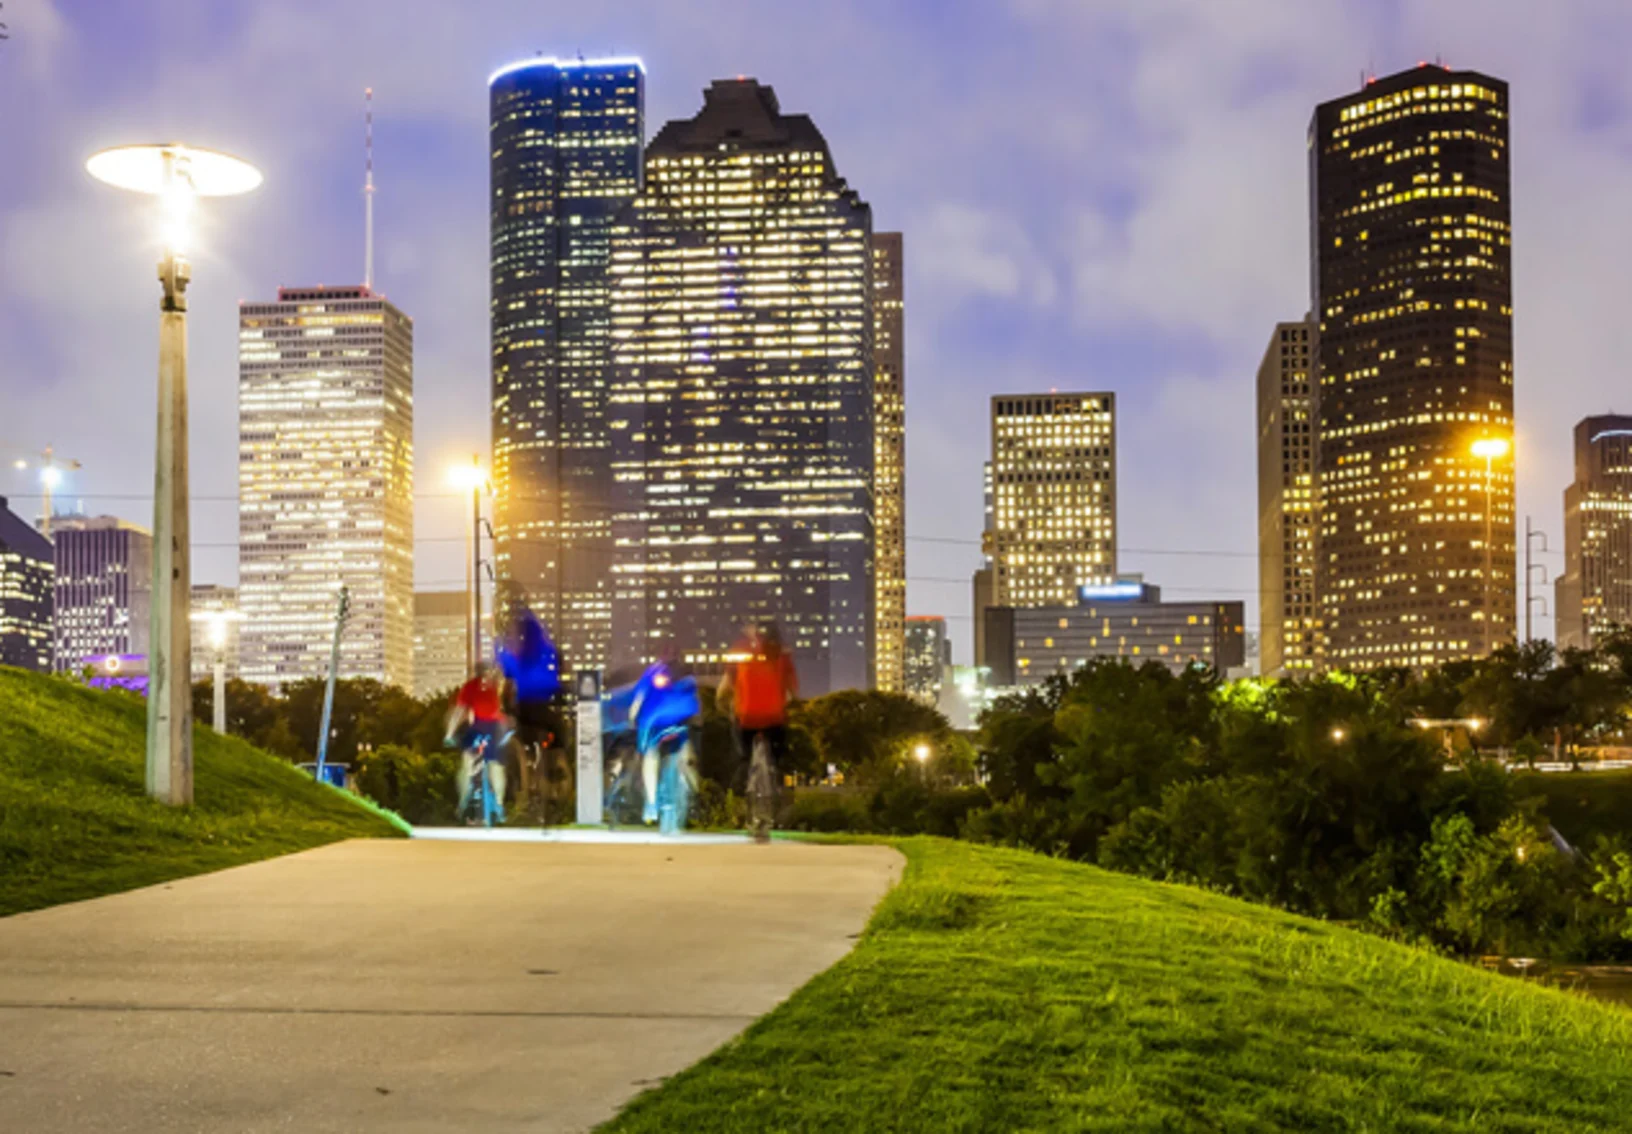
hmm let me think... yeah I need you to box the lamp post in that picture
[190,609,244,733]
[1471,437,1511,657]
[449,456,489,671]
[88,144,261,805]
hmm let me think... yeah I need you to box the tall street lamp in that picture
[449,456,490,671]
[88,144,261,805]
[1471,436,1511,657]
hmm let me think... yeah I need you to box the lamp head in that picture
[39,466,62,489]
[448,462,489,491]
[913,743,931,763]
[1471,437,1510,460]
[87,143,261,257]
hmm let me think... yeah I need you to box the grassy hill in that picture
[0,666,402,917]
[1517,768,1632,847]
[602,838,1632,1134]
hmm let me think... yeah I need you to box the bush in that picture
[867,772,991,837]
[782,791,872,833]
[690,779,748,831]
[355,743,460,826]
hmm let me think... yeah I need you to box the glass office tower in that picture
[489,57,645,676]
[238,286,415,691]
[608,79,876,695]
[1310,66,1514,669]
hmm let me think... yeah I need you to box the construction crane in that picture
[7,445,83,538]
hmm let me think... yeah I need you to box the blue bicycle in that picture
[652,727,695,835]
[457,731,507,828]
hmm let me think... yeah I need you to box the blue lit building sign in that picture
[1079,582,1146,602]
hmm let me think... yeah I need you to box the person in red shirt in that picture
[449,663,506,822]
[719,622,798,840]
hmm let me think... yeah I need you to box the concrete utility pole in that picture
[148,159,194,804]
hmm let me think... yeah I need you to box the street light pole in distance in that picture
[449,456,490,672]
[88,143,261,805]
[1471,437,1511,658]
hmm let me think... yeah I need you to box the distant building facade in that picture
[989,393,1116,609]
[50,513,150,671]
[414,590,474,700]
[238,285,414,691]
[607,78,876,695]
[189,585,240,681]
[1557,415,1632,650]
[0,496,53,671]
[1311,66,1514,669]
[983,581,1245,687]
[1257,320,1319,675]
[489,57,645,676]
[872,232,907,693]
[903,615,950,706]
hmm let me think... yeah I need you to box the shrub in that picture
[782,791,871,833]
[355,744,460,826]
[867,772,991,837]
[690,779,748,831]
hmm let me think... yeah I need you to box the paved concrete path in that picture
[0,838,901,1133]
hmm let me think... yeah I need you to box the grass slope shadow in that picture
[0,666,401,917]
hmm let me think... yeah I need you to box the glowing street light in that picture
[1471,436,1512,657]
[913,743,931,763]
[1330,727,1347,743]
[89,143,260,806]
[449,455,490,672]
[189,608,244,734]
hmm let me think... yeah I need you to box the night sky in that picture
[4,0,1629,660]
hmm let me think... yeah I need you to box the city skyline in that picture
[8,2,1632,665]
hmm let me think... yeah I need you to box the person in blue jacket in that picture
[496,609,563,784]
[629,656,700,828]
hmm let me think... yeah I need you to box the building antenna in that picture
[363,86,375,291]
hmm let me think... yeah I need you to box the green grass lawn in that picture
[0,666,402,917]
[601,838,1632,1134]
[1516,768,1632,846]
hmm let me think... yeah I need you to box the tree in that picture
[794,690,953,784]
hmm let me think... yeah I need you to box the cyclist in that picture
[630,655,701,831]
[448,662,505,824]
[718,621,798,842]
[496,609,562,819]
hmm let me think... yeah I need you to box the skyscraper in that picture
[903,615,949,707]
[50,514,151,671]
[238,285,414,690]
[989,393,1116,609]
[489,57,645,676]
[608,78,876,695]
[0,496,53,672]
[1256,320,1319,675]
[1310,66,1514,670]
[1557,415,1632,650]
[872,232,907,693]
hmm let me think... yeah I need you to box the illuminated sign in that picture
[1079,582,1146,602]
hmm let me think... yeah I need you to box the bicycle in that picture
[603,734,644,829]
[746,731,775,844]
[458,731,506,829]
[653,728,696,836]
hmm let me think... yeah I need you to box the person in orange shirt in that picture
[718,621,798,840]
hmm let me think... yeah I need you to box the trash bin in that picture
[299,762,349,789]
